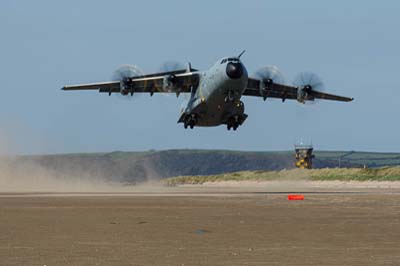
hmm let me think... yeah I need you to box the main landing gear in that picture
[184,114,197,129]
[227,115,240,131]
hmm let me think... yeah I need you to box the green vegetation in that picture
[164,167,400,186]
[308,167,400,181]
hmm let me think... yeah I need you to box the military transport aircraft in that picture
[62,51,353,130]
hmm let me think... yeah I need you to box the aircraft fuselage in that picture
[180,57,249,130]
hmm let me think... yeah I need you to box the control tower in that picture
[294,144,315,169]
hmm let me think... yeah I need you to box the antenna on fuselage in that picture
[238,50,246,58]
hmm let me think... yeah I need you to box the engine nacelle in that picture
[163,74,177,92]
[259,79,273,100]
[297,85,314,103]
[119,79,132,95]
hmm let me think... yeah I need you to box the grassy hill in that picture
[314,151,400,168]
[3,150,400,184]
[164,167,400,186]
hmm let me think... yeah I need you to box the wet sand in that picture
[1,187,400,265]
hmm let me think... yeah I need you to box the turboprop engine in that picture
[296,85,314,103]
[293,72,324,104]
[162,74,177,92]
[253,66,285,101]
[113,64,143,97]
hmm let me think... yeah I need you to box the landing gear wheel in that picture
[226,116,241,131]
[184,114,197,129]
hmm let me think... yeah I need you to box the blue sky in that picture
[0,0,399,154]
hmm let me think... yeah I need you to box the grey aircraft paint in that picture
[179,57,248,128]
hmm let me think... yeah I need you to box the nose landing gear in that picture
[224,90,238,103]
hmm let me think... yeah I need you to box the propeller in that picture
[293,72,325,104]
[253,66,285,100]
[254,65,285,84]
[112,64,144,99]
[158,61,185,72]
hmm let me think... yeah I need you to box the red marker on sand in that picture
[288,194,305,200]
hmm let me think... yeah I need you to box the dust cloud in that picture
[0,135,162,193]
[0,157,119,192]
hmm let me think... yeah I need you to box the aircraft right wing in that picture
[244,77,353,103]
[62,69,200,96]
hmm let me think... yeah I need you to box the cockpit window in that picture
[221,58,238,64]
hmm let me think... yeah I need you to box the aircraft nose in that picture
[226,62,243,79]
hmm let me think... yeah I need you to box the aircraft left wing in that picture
[244,77,353,102]
[62,69,200,96]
